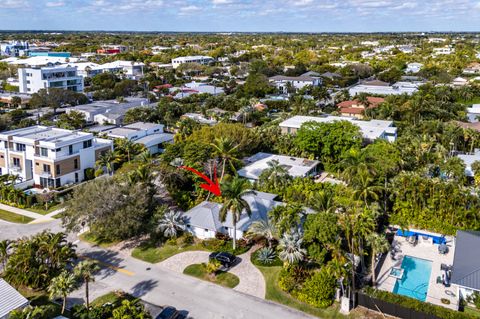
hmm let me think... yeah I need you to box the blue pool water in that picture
[393,256,432,301]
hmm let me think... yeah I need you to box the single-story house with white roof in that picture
[238,152,319,181]
[182,191,281,240]
[0,278,29,319]
[279,115,397,142]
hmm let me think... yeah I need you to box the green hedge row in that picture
[363,287,472,319]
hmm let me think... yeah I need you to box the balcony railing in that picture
[39,171,52,178]
[10,164,22,172]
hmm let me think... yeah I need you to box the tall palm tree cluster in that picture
[1,231,77,290]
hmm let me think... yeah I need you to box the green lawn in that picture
[458,97,480,105]
[183,263,239,288]
[16,286,65,317]
[79,232,119,248]
[0,209,34,223]
[91,291,135,307]
[255,265,346,319]
[26,204,63,215]
[132,242,206,263]
[465,306,480,318]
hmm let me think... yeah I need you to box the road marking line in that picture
[79,255,135,276]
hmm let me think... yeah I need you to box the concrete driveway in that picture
[158,248,266,299]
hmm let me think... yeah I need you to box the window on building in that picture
[55,148,61,152]
[4,141,7,149]
[55,164,60,175]
[15,143,26,152]
[75,173,79,183]
[83,140,92,148]
[12,158,20,167]
[55,178,61,188]
[74,159,78,169]
[69,145,73,155]
[43,164,51,173]
[40,147,48,157]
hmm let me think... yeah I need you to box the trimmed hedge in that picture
[363,287,472,319]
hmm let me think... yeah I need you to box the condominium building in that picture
[18,64,84,93]
[171,56,214,69]
[0,126,113,188]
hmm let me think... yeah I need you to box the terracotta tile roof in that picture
[337,97,385,109]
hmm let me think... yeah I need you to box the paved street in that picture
[0,220,315,319]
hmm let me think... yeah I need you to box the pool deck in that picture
[376,231,458,310]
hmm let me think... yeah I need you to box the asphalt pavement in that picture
[0,219,316,319]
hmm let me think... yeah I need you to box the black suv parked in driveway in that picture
[209,251,237,267]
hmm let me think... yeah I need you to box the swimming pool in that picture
[393,256,432,301]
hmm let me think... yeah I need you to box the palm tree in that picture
[220,177,255,250]
[352,169,383,206]
[210,137,240,181]
[259,160,291,189]
[96,150,117,176]
[278,232,306,266]
[48,270,77,314]
[247,218,278,248]
[157,210,185,238]
[128,165,154,186]
[74,260,100,309]
[0,239,11,270]
[367,233,389,286]
[116,138,143,163]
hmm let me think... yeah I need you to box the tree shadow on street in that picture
[130,279,158,298]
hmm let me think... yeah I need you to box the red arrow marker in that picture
[179,165,222,196]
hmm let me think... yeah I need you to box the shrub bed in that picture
[251,248,283,267]
[201,238,251,255]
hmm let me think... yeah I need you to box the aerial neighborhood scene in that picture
[3,1,480,319]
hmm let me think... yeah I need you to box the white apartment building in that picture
[0,126,113,188]
[349,80,421,96]
[279,115,397,142]
[18,65,83,94]
[103,122,174,154]
[406,62,423,74]
[433,46,455,56]
[171,56,214,69]
[268,75,322,94]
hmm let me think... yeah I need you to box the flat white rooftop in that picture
[0,125,92,146]
[279,115,397,141]
[124,122,162,130]
[238,152,319,180]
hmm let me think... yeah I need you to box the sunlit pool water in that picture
[393,255,432,301]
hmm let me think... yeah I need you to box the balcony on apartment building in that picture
[10,163,22,172]
[39,170,52,178]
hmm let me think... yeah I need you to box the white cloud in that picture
[46,1,65,7]
[179,4,201,15]
[212,0,235,4]
[0,0,29,8]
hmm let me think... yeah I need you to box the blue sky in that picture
[0,0,480,32]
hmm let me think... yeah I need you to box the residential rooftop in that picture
[238,152,319,180]
[279,115,397,141]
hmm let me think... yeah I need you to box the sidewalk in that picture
[30,208,65,224]
[0,203,60,224]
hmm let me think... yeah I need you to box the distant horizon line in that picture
[0,29,479,35]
